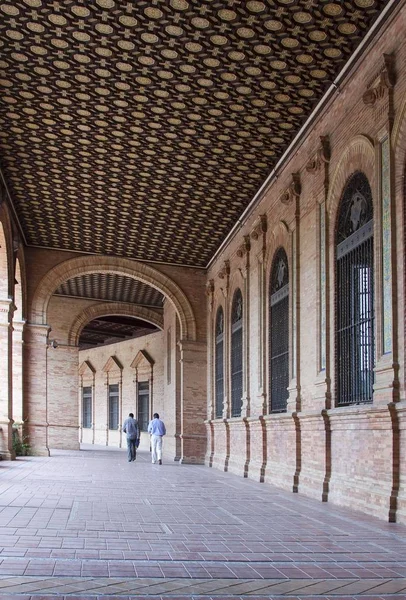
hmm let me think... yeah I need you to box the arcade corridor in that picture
[0,447,404,598]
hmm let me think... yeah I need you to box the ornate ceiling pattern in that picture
[54,273,165,307]
[0,0,389,267]
[80,315,159,349]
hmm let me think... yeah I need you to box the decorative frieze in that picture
[280,173,301,205]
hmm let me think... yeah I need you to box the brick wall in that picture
[206,4,406,524]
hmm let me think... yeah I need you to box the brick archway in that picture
[30,255,197,340]
[68,302,164,347]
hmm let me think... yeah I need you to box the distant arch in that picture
[30,255,197,340]
[68,302,164,347]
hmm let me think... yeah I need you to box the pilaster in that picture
[12,320,25,426]
[0,299,15,459]
[178,339,207,463]
[23,323,51,456]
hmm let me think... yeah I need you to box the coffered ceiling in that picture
[0,0,390,267]
[54,273,165,306]
[79,315,159,350]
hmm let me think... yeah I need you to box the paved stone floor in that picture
[0,445,404,600]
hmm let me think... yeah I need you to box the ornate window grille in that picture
[215,307,224,419]
[82,386,92,429]
[137,381,149,431]
[336,171,374,406]
[108,383,119,430]
[231,289,243,418]
[269,247,289,413]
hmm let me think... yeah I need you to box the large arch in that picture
[68,302,164,347]
[30,256,197,341]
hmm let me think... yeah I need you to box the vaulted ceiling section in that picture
[0,0,390,267]
[54,274,164,348]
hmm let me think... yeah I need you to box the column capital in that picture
[0,299,14,325]
[24,323,51,345]
[178,339,206,355]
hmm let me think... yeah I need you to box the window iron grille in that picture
[231,289,243,418]
[137,381,149,432]
[269,247,289,413]
[336,172,375,406]
[82,386,92,429]
[108,383,119,430]
[215,307,224,419]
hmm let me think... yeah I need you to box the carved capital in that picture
[280,173,301,205]
[236,235,251,258]
[306,135,330,173]
[218,259,230,281]
[206,278,215,297]
[250,214,267,240]
[362,53,395,107]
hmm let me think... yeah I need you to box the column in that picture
[23,323,50,456]
[178,339,207,464]
[12,320,25,425]
[0,299,15,459]
[47,344,80,450]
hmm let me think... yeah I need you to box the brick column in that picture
[23,323,50,456]
[178,340,207,463]
[0,299,15,460]
[12,320,25,425]
[47,344,80,450]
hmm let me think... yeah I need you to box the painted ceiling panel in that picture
[0,0,390,267]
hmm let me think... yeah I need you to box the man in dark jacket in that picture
[122,413,139,462]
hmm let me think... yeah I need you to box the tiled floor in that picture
[0,445,404,599]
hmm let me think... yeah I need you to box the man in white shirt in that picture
[147,413,166,465]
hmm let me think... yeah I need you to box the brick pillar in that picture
[12,320,25,425]
[178,340,207,464]
[23,324,50,456]
[0,299,15,460]
[47,345,80,450]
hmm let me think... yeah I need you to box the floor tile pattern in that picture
[0,445,404,598]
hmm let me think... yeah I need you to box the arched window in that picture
[231,289,243,418]
[336,171,374,406]
[269,247,289,413]
[215,307,224,419]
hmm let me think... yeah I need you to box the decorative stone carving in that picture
[250,214,267,240]
[236,235,251,258]
[206,279,214,296]
[218,260,230,280]
[206,279,215,312]
[362,54,395,107]
[306,136,330,173]
[280,173,301,205]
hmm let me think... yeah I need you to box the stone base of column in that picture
[246,416,267,482]
[25,424,50,457]
[179,433,206,464]
[48,424,80,450]
[263,413,298,492]
[0,420,15,461]
[0,450,16,461]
